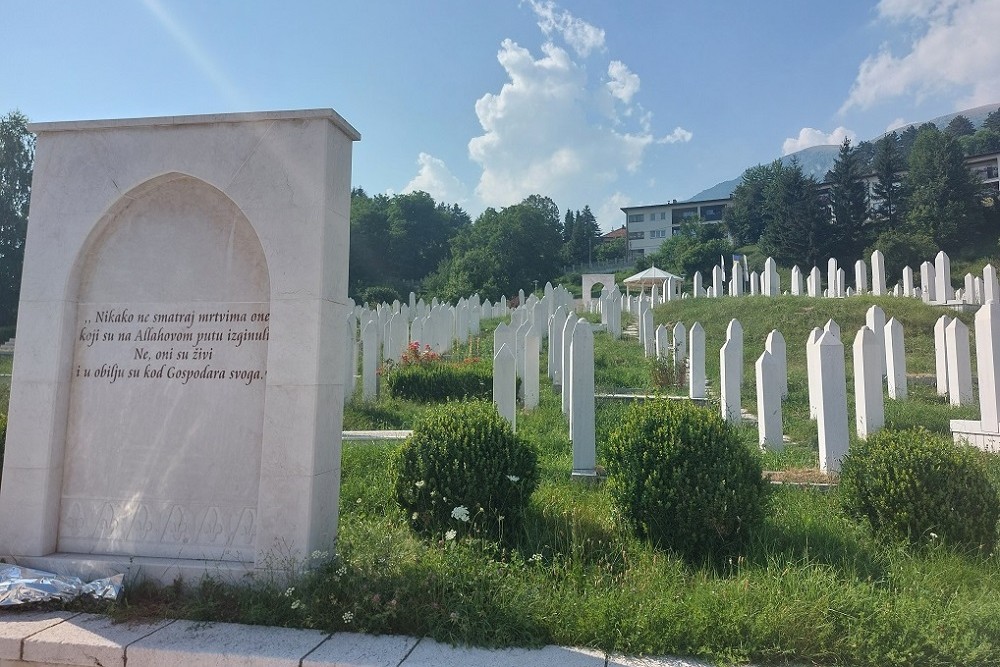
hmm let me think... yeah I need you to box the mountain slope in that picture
[686,103,1000,202]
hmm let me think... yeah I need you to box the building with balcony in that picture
[621,197,730,257]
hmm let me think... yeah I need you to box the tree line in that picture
[719,112,1000,283]
[350,190,614,304]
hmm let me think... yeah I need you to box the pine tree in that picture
[758,160,831,267]
[905,125,986,252]
[945,114,975,138]
[871,132,905,234]
[827,137,870,261]
[984,108,1000,133]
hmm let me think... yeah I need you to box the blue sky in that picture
[4,0,999,230]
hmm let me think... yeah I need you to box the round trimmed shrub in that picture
[605,399,768,562]
[839,428,1000,550]
[393,400,539,540]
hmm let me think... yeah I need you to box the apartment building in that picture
[621,197,730,257]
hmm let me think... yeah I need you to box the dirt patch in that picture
[764,468,837,485]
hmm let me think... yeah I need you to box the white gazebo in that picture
[623,266,683,301]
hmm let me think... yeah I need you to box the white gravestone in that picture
[689,322,706,400]
[920,261,936,303]
[902,265,915,297]
[791,265,803,296]
[493,344,516,430]
[712,265,724,298]
[945,318,973,407]
[827,258,838,298]
[763,257,779,296]
[865,305,887,378]
[808,266,822,298]
[727,318,744,385]
[806,327,822,420]
[756,351,783,450]
[0,110,360,579]
[816,331,849,473]
[854,259,868,294]
[522,325,541,410]
[569,321,597,478]
[853,326,884,439]
[362,321,378,400]
[871,250,886,296]
[655,324,670,360]
[935,251,954,303]
[765,329,787,400]
[672,321,687,370]
[885,317,907,400]
[561,316,578,415]
[720,338,741,424]
[934,315,951,396]
[985,264,999,304]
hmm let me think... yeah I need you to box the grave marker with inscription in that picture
[0,110,360,582]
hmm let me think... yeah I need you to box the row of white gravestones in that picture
[683,249,1000,306]
[350,289,523,402]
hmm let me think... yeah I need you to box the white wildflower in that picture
[291,600,303,610]
[284,586,295,597]
[342,611,354,624]
[451,505,470,522]
[506,474,520,482]
[415,480,426,488]
[445,529,457,541]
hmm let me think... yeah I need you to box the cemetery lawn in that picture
[122,298,1000,666]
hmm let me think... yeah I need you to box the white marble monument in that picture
[0,110,360,581]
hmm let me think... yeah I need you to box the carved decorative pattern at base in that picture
[58,498,256,561]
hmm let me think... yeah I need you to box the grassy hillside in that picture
[652,294,980,462]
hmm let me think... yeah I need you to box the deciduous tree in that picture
[0,110,33,326]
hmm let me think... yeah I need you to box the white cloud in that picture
[607,60,639,103]
[596,192,632,232]
[402,152,469,205]
[468,37,665,210]
[527,0,605,57]
[782,126,857,155]
[842,0,1000,112]
[886,117,909,132]
[660,127,693,144]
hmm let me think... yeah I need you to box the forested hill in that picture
[688,103,1000,201]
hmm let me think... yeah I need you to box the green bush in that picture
[393,400,539,540]
[385,363,512,402]
[606,399,768,563]
[840,427,1000,550]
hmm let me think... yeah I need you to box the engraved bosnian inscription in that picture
[73,303,269,386]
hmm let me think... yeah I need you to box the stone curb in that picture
[0,611,728,666]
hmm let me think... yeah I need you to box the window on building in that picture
[700,204,726,221]
[629,231,645,240]
[627,213,645,223]
[671,207,698,223]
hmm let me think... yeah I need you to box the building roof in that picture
[601,225,627,239]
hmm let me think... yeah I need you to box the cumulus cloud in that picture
[527,0,605,57]
[403,1,686,230]
[782,126,857,155]
[468,37,667,210]
[841,0,1000,112]
[607,60,639,103]
[402,152,469,205]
